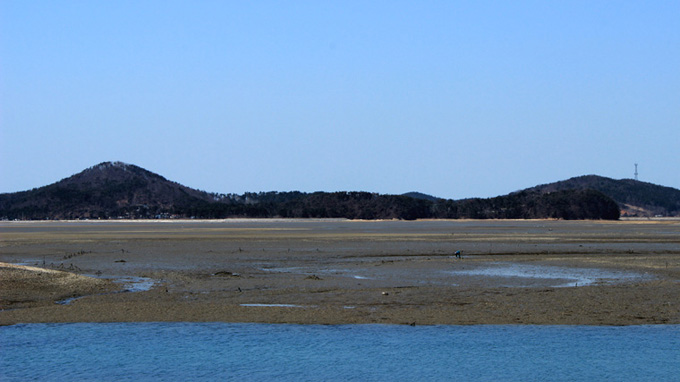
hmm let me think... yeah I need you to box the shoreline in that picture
[2,219,679,326]
[4,216,680,223]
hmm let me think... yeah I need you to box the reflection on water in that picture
[115,276,155,292]
[56,276,155,305]
[240,303,307,308]
[259,261,651,288]
[261,266,375,280]
[447,263,653,287]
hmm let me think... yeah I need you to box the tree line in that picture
[119,189,619,220]
[1,183,620,221]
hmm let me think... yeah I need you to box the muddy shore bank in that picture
[2,219,679,325]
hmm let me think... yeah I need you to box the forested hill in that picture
[0,162,218,220]
[524,175,680,217]
[0,162,629,220]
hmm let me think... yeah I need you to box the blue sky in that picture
[2,1,678,199]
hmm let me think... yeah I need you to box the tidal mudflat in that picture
[1,219,679,325]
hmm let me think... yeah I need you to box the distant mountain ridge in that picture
[3,161,676,220]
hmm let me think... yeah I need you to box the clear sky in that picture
[1,1,678,199]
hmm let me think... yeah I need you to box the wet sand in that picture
[1,219,679,325]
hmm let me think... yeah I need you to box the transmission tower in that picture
[634,163,638,181]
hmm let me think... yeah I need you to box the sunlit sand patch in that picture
[0,262,64,274]
[2,262,155,292]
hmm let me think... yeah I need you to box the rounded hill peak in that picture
[93,161,133,170]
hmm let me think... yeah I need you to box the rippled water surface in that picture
[2,323,678,381]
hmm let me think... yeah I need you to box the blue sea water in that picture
[1,323,678,381]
